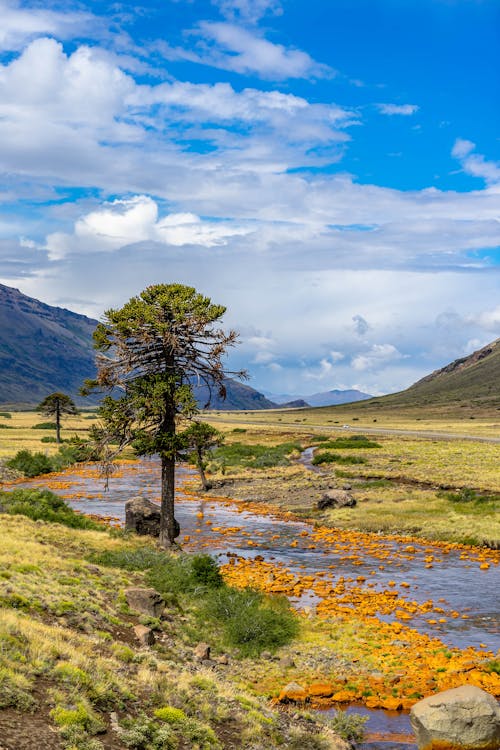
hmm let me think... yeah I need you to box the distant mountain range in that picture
[263,388,373,407]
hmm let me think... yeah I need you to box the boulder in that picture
[125,496,161,536]
[278,682,309,703]
[133,624,155,647]
[317,490,356,510]
[410,685,500,750]
[124,587,165,617]
[194,642,211,661]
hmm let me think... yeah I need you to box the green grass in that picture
[210,441,301,470]
[0,488,104,530]
[312,452,367,466]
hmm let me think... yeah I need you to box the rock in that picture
[133,624,155,647]
[278,682,309,703]
[279,655,295,669]
[214,654,229,665]
[261,651,273,660]
[308,681,334,698]
[317,490,356,510]
[124,587,165,617]
[410,685,500,750]
[194,642,211,661]
[125,496,161,536]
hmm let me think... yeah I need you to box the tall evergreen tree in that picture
[83,283,243,546]
[37,392,77,444]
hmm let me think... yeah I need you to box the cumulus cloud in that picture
[45,196,252,260]
[351,344,406,371]
[452,138,500,185]
[376,103,419,116]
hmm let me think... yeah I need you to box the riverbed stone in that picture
[278,682,309,703]
[317,490,356,510]
[125,496,161,536]
[410,685,500,750]
[125,587,165,617]
[194,642,211,661]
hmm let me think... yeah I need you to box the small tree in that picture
[36,392,77,444]
[183,421,224,491]
[82,283,243,547]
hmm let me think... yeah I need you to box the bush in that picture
[312,452,367,466]
[0,412,11,418]
[0,424,12,429]
[41,436,58,443]
[211,441,301,470]
[6,449,54,476]
[316,436,381,449]
[90,547,169,571]
[147,554,223,596]
[437,487,498,504]
[32,422,57,430]
[0,488,103,530]
[328,710,367,742]
[202,587,299,656]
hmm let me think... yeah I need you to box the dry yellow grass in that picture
[0,410,96,459]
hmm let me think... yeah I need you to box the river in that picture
[10,456,499,749]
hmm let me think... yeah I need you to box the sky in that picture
[0,0,499,397]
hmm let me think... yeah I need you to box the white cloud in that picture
[45,196,251,260]
[352,344,405,372]
[452,138,500,185]
[163,22,333,80]
[376,103,419,116]
[0,0,96,51]
[212,0,283,23]
[352,314,370,336]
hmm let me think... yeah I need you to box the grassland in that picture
[0,409,97,460]
[201,420,500,548]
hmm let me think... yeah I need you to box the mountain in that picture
[0,284,97,405]
[0,284,276,410]
[305,389,373,407]
[329,339,500,416]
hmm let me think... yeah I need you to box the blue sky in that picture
[0,0,499,396]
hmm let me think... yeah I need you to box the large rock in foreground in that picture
[125,496,161,536]
[410,685,500,750]
[317,490,356,510]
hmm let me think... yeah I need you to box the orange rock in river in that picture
[278,682,309,703]
[308,682,334,698]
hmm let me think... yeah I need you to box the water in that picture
[8,457,500,748]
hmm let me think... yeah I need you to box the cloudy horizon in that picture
[0,0,499,396]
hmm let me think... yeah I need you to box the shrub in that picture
[154,706,187,723]
[0,424,12,429]
[0,488,103,530]
[0,412,11,418]
[437,487,498,504]
[312,452,367,466]
[328,710,367,742]
[146,553,224,596]
[316,436,381,449]
[5,449,54,476]
[211,441,301,470]
[41,436,58,443]
[202,587,299,656]
[32,421,57,430]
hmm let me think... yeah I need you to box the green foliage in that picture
[41,435,58,443]
[232,427,246,433]
[328,710,367,742]
[37,393,78,418]
[90,546,170,571]
[312,452,367,466]
[154,706,187,724]
[6,441,97,477]
[202,587,299,656]
[210,441,301,470]
[0,412,11,418]
[0,487,103,530]
[316,435,381,449]
[119,714,177,749]
[438,487,498,504]
[0,423,12,429]
[6,449,54,476]
[146,554,223,595]
[32,421,57,430]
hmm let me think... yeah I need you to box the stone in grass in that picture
[278,682,309,704]
[317,490,356,510]
[125,496,161,536]
[194,642,211,661]
[133,624,155,647]
[410,685,500,750]
[124,587,165,617]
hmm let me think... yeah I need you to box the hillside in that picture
[0,284,276,410]
[0,284,97,405]
[305,389,373,407]
[309,339,500,419]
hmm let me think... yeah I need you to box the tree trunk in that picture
[159,453,179,547]
[55,402,61,444]
[196,448,211,491]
